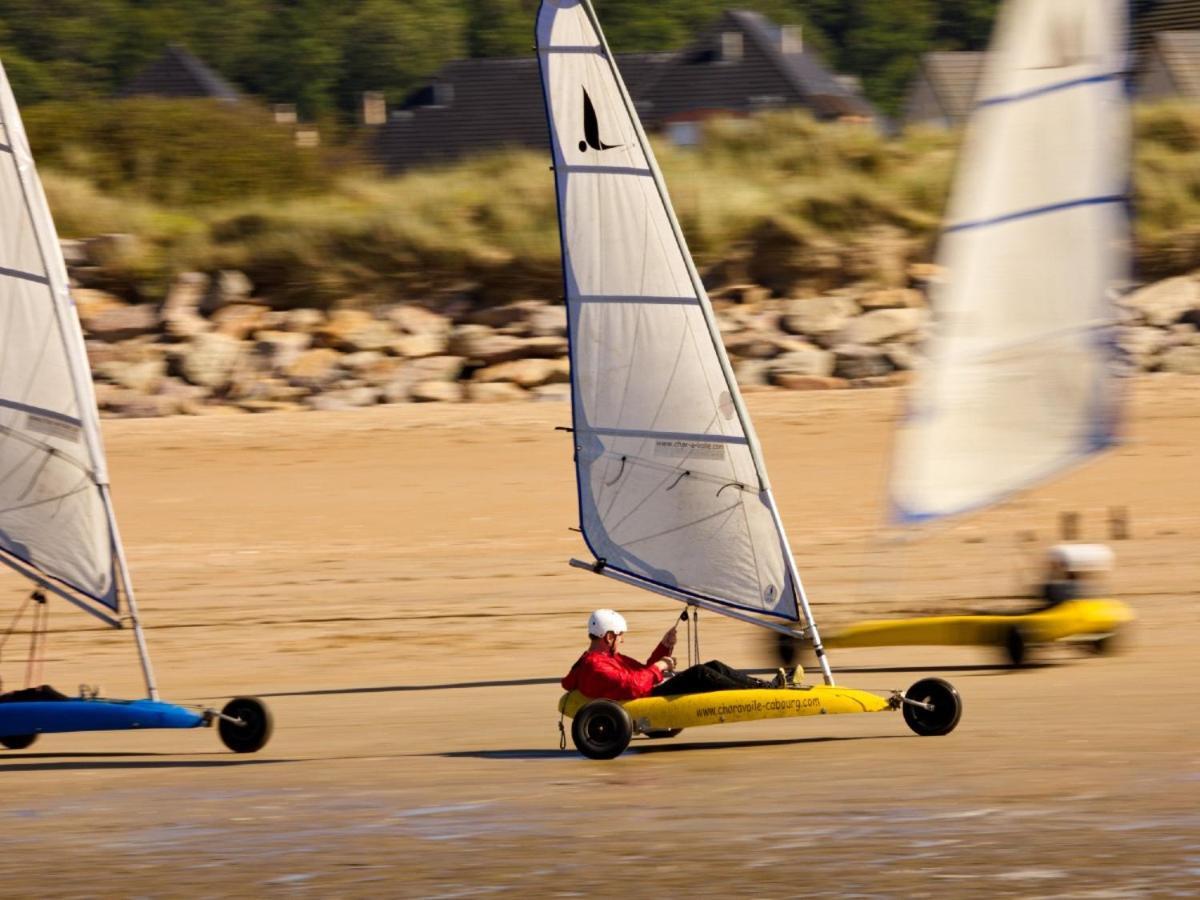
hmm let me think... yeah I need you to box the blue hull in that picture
[0,698,206,737]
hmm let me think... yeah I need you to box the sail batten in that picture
[537,0,804,623]
[889,0,1129,525]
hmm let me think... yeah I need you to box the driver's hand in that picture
[655,657,676,675]
[662,625,678,652]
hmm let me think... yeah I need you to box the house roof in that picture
[1150,29,1200,96]
[119,45,240,102]
[1132,0,1200,64]
[376,9,873,172]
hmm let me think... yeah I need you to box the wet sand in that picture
[1,377,1198,897]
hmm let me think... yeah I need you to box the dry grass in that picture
[39,103,1200,304]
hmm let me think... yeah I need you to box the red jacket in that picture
[561,641,671,700]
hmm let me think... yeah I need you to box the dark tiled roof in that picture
[1153,29,1200,95]
[376,8,874,172]
[119,44,240,102]
[1132,0,1200,62]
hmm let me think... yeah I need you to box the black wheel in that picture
[1005,626,1027,667]
[902,678,962,737]
[1089,631,1126,656]
[218,697,273,753]
[643,729,682,739]
[1,734,37,750]
[571,699,633,760]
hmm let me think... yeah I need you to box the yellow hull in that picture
[559,684,895,733]
[825,599,1134,649]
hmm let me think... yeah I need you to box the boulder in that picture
[319,309,396,353]
[254,331,312,370]
[882,342,920,371]
[1159,345,1200,375]
[407,355,466,383]
[80,303,160,342]
[768,345,835,379]
[98,388,182,418]
[833,344,894,380]
[94,358,166,393]
[237,400,305,414]
[283,347,343,388]
[303,386,381,411]
[1121,276,1200,327]
[448,325,528,365]
[60,239,90,267]
[773,374,849,390]
[410,380,463,402]
[531,383,571,402]
[201,270,254,315]
[154,377,210,407]
[212,303,270,339]
[733,359,773,387]
[177,333,244,389]
[837,308,927,346]
[384,304,452,336]
[473,358,570,389]
[73,288,126,322]
[527,304,568,337]
[858,288,926,311]
[390,333,449,358]
[467,382,529,402]
[723,331,780,360]
[284,308,325,332]
[780,296,859,338]
[160,272,211,341]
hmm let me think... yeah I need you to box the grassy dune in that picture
[39,102,1200,306]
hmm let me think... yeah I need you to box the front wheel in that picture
[218,697,273,753]
[902,678,962,737]
[0,733,37,750]
[571,699,633,760]
[1004,626,1028,667]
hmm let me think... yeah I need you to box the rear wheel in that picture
[0,734,37,750]
[902,678,962,737]
[571,700,633,760]
[218,697,273,753]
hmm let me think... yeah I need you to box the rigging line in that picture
[0,423,93,475]
[620,500,742,548]
[0,479,90,516]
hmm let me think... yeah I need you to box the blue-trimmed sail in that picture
[890,0,1129,523]
[0,59,120,613]
[536,0,802,621]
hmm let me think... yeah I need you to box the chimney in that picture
[361,91,386,126]
[780,25,803,55]
[720,32,743,63]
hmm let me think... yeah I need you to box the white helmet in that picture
[1048,543,1114,573]
[588,609,627,637]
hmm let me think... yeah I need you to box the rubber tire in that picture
[0,733,37,750]
[571,699,633,760]
[643,729,682,739]
[902,678,962,737]
[218,697,273,753]
[1005,626,1027,667]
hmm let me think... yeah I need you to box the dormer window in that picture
[720,32,743,63]
[780,25,802,55]
[432,82,455,107]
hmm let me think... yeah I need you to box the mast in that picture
[537,0,833,683]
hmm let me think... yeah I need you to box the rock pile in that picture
[68,258,1200,418]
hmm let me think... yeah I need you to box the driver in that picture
[561,609,784,701]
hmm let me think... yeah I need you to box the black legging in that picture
[650,660,769,696]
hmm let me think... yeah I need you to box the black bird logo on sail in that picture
[579,87,621,152]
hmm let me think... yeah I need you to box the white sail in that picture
[0,60,121,614]
[536,0,802,621]
[890,0,1129,523]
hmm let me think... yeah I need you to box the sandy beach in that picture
[1,377,1197,897]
